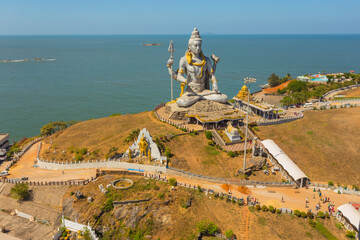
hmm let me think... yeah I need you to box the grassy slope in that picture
[41,111,282,181]
[41,111,183,160]
[249,210,346,240]
[257,107,360,186]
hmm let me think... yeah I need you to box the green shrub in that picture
[335,222,343,230]
[196,220,219,236]
[255,205,261,211]
[276,209,281,214]
[168,178,177,187]
[294,209,301,217]
[109,113,122,117]
[268,205,275,213]
[225,229,234,239]
[180,198,189,209]
[345,231,356,239]
[75,153,83,161]
[79,148,88,156]
[301,211,307,218]
[308,219,316,228]
[164,147,172,158]
[317,211,325,219]
[10,183,30,201]
[261,205,268,211]
[101,197,114,212]
[328,181,334,186]
[307,211,314,219]
[157,192,165,199]
[205,131,213,140]
[227,151,235,158]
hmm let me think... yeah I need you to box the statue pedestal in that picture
[158,100,245,130]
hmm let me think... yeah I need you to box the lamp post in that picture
[243,77,256,172]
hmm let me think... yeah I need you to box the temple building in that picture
[233,86,282,120]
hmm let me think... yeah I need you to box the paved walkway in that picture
[224,142,253,152]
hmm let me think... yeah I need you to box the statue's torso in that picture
[180,55,212,93]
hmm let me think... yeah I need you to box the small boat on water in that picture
[142,43,161,46]
[0,58,56,63]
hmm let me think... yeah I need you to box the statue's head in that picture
[188,28,202,55]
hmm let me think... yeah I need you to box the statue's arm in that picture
[206,57,218,91]
[175,57,187,83]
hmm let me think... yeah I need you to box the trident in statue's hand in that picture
[168,40,175,101]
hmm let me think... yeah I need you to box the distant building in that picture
[0,134,10,162]
[297,75,311,82]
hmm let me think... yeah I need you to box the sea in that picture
[1,34,360,141]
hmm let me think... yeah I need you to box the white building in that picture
[0,134,10,162]
[261,139,309,187]
[337,203,360,239]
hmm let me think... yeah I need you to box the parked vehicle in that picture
[0,171,9,176]
[303,102,313,108]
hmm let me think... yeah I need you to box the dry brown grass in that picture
[342,87,360,97]
[249,211,347,240]
[40,111,183,160]
[40,111,283,182]
[257,107,360,186]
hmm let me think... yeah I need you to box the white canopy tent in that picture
[262,139,308,187]
[337,204,360,233]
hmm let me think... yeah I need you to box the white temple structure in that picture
[125,128,167,163]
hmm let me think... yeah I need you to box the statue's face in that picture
[189,40,202,55]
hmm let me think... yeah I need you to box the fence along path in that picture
[166,167,294,188]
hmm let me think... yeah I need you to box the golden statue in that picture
[148,149,152,162]
[236,85,249,100]
[138,135,148,157]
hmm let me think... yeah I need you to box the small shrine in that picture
[124,128,167,164]
[236,85,249,100]
[224,122,241,142]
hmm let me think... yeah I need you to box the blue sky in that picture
[1,0,359,35]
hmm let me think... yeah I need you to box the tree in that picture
[286,80,308,93]
[40,121,68,136]
[225,229,234,239]
[268,73,281,87]
[281,96,293,106]
[196,220,219,236]
[168,178,177,187]
[205,131,213,140]
[10,183,30,201]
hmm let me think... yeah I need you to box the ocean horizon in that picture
[1,34,360,141]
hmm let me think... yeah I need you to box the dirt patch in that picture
[238,186,251,194]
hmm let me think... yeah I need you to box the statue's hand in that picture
[167,58,174,67]
[212,80,218,92]
[211,54,220,64]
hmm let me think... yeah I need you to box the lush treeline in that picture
[40,120,78,136]
[280,80,358,106]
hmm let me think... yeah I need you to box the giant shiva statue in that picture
[167,28,228,107]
